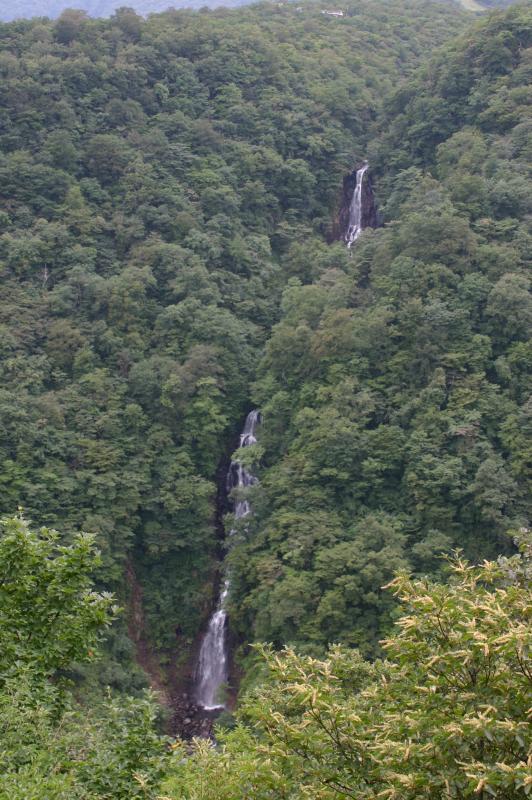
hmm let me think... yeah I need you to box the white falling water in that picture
[194,583,229,711]
[195,410,261,711]
[345,163,369,248]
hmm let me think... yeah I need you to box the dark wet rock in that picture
[170,692,222,739]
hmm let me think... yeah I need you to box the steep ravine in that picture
[130,167,376,737]
[126,431,240,739]
[125,559,172,707]
[169,431,242,739]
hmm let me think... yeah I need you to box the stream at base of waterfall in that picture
[194,410,261,711]
[345,163,369,247]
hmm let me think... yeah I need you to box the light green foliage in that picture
[0,2,530,794]
[0,515,167,800]
[0,685,166,800]
[164,535,532,799]
[0,514,116,682]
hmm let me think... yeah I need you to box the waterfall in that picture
[194,583,229,711]
[345,163,369,247]
[194,409,261,711]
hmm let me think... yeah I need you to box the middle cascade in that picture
[194,410,261,711]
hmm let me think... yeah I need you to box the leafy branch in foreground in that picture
[164,532,531,799]
[0,515,167,799]
[0,514,117,685]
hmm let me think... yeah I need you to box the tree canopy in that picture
[0,0,469,682]
[0,515,166,800]
[226,2,531,659]
[0,2,530,795]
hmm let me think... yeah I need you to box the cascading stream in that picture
[345,163,369,247]
[194,410,261,711]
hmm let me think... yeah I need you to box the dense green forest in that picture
[0,0,468,682]
[0,0,530,797]
[227,1,532,660]
[165,532,531,799]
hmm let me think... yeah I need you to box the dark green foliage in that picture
[376,4,532,171]
[1,3,530,796]
[0,0,466,675]
[226,3,531,657]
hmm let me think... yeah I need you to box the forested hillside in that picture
[0,0,467,686]
[226,2,531,660]
[0,1,530,797]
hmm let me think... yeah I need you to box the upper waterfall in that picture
[345,163,369,247]
[194,410,261,711]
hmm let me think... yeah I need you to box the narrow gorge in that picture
[1,2,529,794]
[185,159,376,727]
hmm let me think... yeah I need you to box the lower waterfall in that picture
[194,410,261,710]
